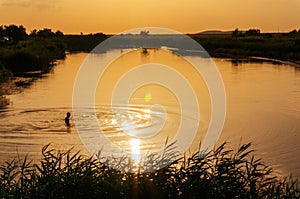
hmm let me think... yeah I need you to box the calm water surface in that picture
[0,51,300,178]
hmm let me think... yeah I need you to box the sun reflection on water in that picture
[130,138,141,165]
[130,108,152,127]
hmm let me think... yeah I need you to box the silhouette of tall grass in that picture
[0,142,299,198]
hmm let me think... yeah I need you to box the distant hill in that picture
[191,30,233,35]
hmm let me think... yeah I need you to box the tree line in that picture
[232,28,300,37]
[1,24,300,86]
[0,25,67,84]
[0,24,110,85]
[0,24,64,44]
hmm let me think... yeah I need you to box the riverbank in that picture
[64,31,300,63]
[0,25,66,88]
[0,37,65,74]
[1,26,300,92]
[191,33,300,63]
[2,26,300,72]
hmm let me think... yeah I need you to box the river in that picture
[0,51,300,178]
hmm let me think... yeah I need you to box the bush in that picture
[2,38,66,74]
[0,63,12,84]
[4,50,39,73]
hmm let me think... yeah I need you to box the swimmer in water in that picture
[65,112,71,126]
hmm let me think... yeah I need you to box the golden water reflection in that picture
[130,138,141,165]
[1,52,300,178]
[95,48,211,157]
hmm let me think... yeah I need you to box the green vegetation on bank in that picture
[64,33,108,52]
[64,28,300,62]
[0,142,299,199]
[191,28,300,61]
[1,25,300,86]
[0,25,66,83]
[64,28,299,61]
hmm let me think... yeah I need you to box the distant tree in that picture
[37,28,55,37]
[93,32,105,37]
[232,28,242,37]
[30,29,37,37]
[55,30,64,37]
[245,29,261,36]
[4,25,27,43]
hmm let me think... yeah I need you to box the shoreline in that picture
[248,56,300,68]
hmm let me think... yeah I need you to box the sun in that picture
[144,92,151,102]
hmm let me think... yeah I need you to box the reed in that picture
[0,142,299,198]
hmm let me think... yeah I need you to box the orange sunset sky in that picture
[0,0,300,34]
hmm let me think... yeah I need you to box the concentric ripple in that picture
[72,27,226,173]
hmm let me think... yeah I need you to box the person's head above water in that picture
[66,112,71,118]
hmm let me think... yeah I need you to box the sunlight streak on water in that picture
[130,138,141,165]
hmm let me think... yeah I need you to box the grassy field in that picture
[0,142,299,199]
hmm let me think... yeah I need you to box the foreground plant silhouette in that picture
[0,142,299,199]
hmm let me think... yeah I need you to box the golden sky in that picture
[0,0,300,34]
